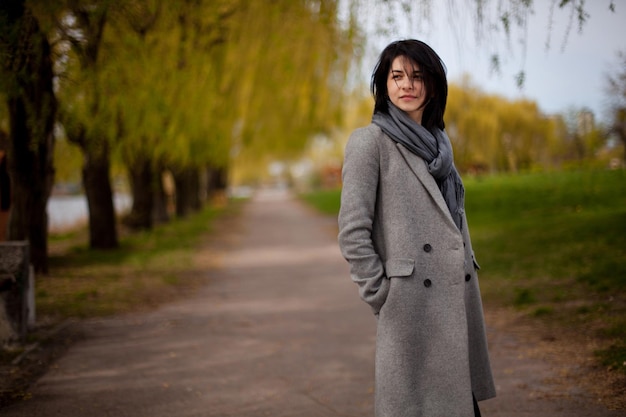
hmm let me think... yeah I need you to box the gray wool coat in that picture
[338,124,496,417]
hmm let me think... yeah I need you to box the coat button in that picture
[423,244,432,252]
[465,274,471,282]
[424,279,432,288]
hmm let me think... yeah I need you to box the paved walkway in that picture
[2,189,622,416]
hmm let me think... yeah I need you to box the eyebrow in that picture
[391,68,422,74]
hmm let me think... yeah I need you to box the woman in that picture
[338,39,496,416]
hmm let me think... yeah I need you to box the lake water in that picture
[48,194,132,232]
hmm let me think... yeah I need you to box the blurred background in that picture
[1,1,624,261]
[1,0,625,406]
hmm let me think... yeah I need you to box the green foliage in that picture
[24,1,616,191]
[446,80,603,173]
[49,0,358,183]
[53,137,82,183]
[223,0,356,162]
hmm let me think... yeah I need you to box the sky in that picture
[359,1,625,124]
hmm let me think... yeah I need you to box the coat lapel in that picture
[395,143,457,229]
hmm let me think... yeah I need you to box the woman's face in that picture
[386,55,427,124]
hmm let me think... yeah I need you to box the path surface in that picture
[2,189,622,416]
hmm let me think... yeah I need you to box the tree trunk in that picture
[125,155,153,230]
[82,143,118,249]
[152,165,170,224]
[1,3,56,273]
[7,99,55,273]
[173,166,200,218]
[56,0,116,249]
[189,168,201,211]
[206,165,228,199]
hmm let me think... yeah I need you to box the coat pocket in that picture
[385,258,415,279]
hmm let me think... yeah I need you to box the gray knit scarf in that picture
[372,101,465,231]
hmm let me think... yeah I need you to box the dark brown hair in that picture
[371,39,448,131]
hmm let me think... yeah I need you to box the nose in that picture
[400,77,415,89]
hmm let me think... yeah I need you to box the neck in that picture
[408,110,423,125]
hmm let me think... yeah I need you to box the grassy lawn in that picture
[301,169,626,374]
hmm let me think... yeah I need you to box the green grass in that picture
[301,169,626,374]
[464,170,626,295]
[38,200,241,319]
[299,188,342,215]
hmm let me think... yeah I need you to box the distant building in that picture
[577,109,595,136]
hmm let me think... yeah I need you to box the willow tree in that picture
[164,0,234,217]
[222,0,358,175]
[104,0,236,226]
[101,0,171,229]
[446,84,500,173]
[446,81,566,173]
[54,0,119,249]
[0,0,56,272]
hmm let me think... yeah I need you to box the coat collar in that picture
[395,143,459,231]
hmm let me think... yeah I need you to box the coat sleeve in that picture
[338,127,389,315]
